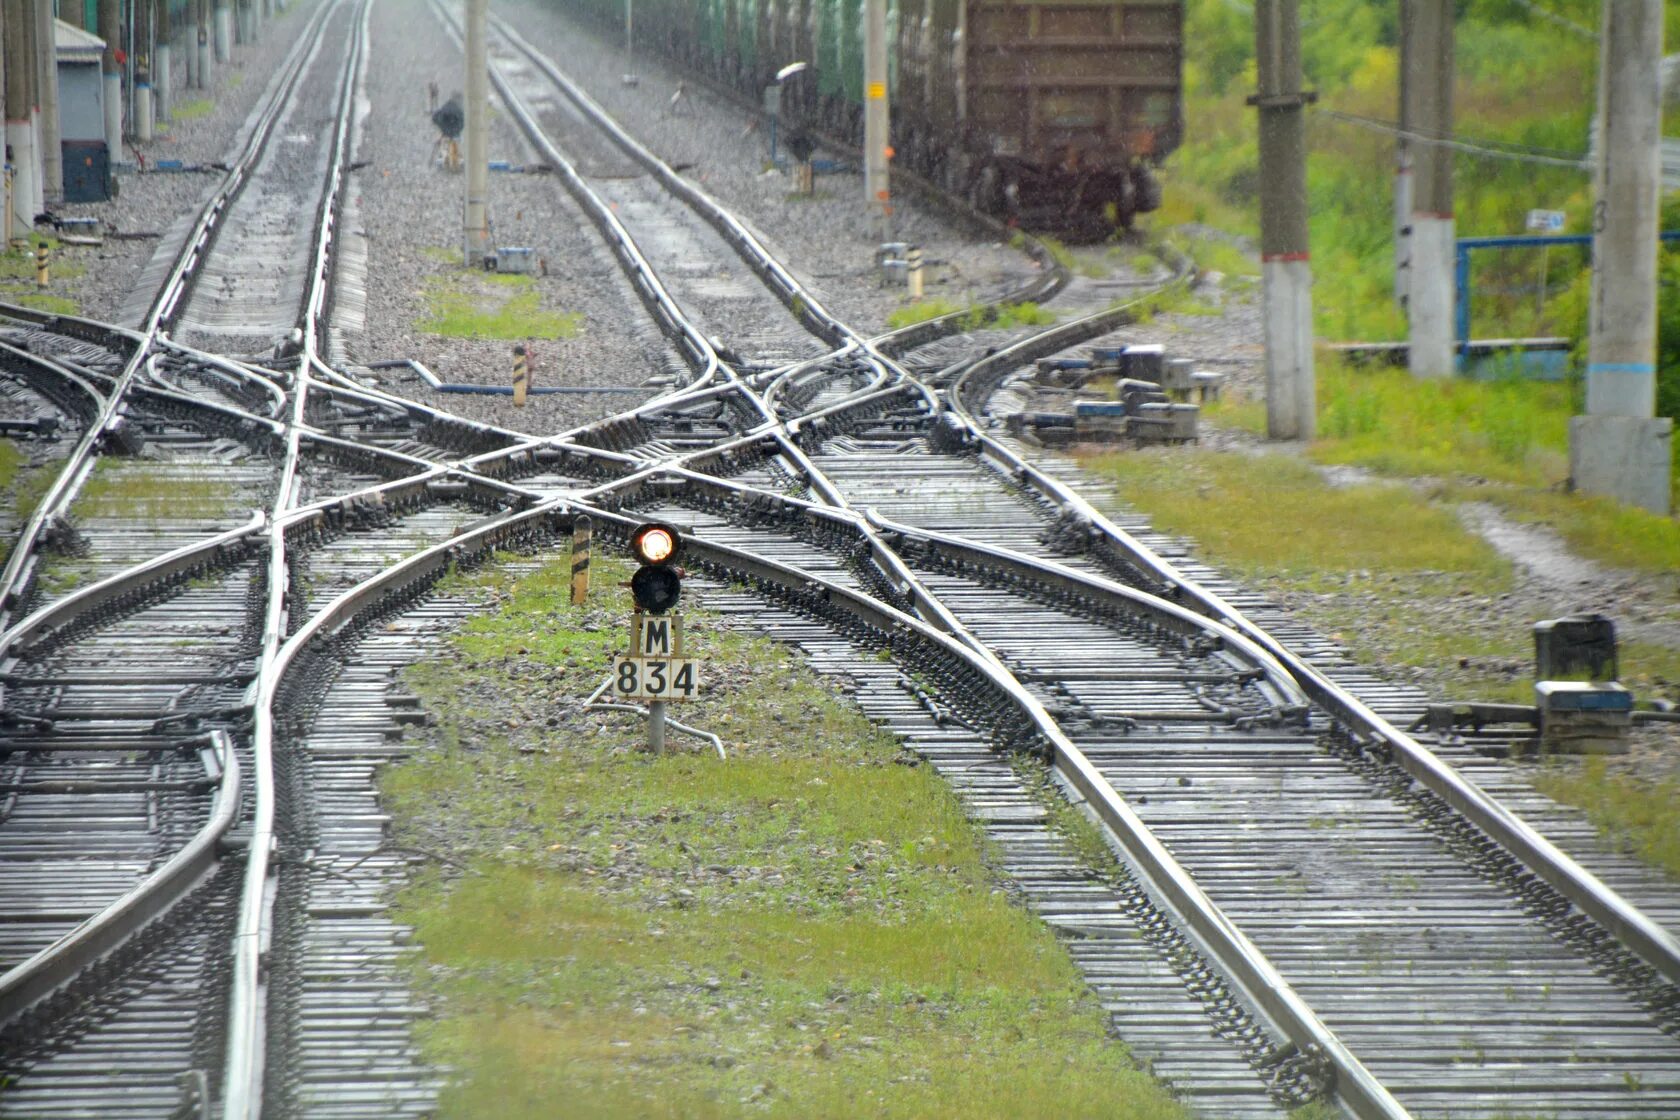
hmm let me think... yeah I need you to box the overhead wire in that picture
[1313,108,1591,169]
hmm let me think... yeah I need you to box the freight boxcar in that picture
[559,0,1183,234]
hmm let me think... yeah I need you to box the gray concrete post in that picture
[648,700,667,754]
[462,0,490,265]
[99,0,122,159]
[6,0,41,231]
[1252,0,1315,440]
[1406,0,1454,379]
[156,41,171,121]
[1574,0,1671,513]
[214,0,231,62]
[1393,0,1412,309]
[36,0,62,203]
[197,0,212,88]
[863,0,890,237]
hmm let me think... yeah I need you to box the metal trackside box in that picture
[1535,681,1632,754]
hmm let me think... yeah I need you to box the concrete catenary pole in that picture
[214,0,232,63]
[1573,0,1671,513]
[198,0,212,87]
[99,0,121,159]
[37,0,63,204]
[1251,0,1314,440]
[135,0,154,142]
[863,0,890,237]
[5,0,41,232]
[1393,0,1411,309]
[1406,0,1453,378]
[0,0,7,244]
[462,0,490,265]
[156,0,172,122]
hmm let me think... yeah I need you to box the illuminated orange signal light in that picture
[633,524,678,565]
[628,522,684,614]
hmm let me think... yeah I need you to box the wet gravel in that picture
[342,0,675,432]
[494,0,1038,331]
[48,3,324,326]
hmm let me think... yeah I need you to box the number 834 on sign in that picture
[612,655,700,701]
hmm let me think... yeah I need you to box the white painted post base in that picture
[156,44,172,121]
[1262,256,1315,441]
[103,72,123,161]
[1408,214,1456,378]
[6,121,38,232]
[136,83,154,142]
[1570,416,1673,514]
[215,7,233,61]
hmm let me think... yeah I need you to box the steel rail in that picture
[0,512,267,662]
[571,500,1413,1120]
[223,0,373,1112]
[0,730,242,1017]
[463,38,1409,1106]
[0,0,345,645]
[429,0,725,395]
[860,510,1308,712]
[490,12,1072,359]
[941,306,1680,992]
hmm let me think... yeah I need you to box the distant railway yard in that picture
[0,0,1678,1117]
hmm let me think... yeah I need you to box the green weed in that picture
[171,97,214,120]
[73,460,233,521]
[884,298,964,329]
[1534,759,1680,879]
[1078,446,1510,586]
[385,551,1192,1119]
[420,273,583,340]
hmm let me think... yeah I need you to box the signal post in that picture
[612,522,702,752]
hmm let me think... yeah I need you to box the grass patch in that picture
[1034,236,1108,279]
[0,291,79,316]
[1207,358,1678,572]
[1078,446,1529,701]
[72,460,233,521]
[0,240,84,283]
[420,245,463,264]
[386,553,1190,1119]
[1534,759,1680,879]
[1078,447,1510,587]
[0,440,21,494]
[992,301,1056,328]
[419,273,583,340]
[884,300,1055,332]
[1305,359,1571,487]
[170,97,214,120]
[1170,233,1258,279]
[884,297,964,330]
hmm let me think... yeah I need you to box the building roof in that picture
[55,19,106,63]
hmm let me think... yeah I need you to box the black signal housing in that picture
[628,522,683,614]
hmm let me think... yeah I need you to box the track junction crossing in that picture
[0,1,1677,1116]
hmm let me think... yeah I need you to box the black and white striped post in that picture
[512,343,529,407]
[570,514,591,605]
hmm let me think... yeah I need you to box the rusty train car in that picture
[563,0,1184,233]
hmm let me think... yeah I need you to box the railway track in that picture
[0,0,1675,1116]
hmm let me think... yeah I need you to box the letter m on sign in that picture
[640,617,672,656]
